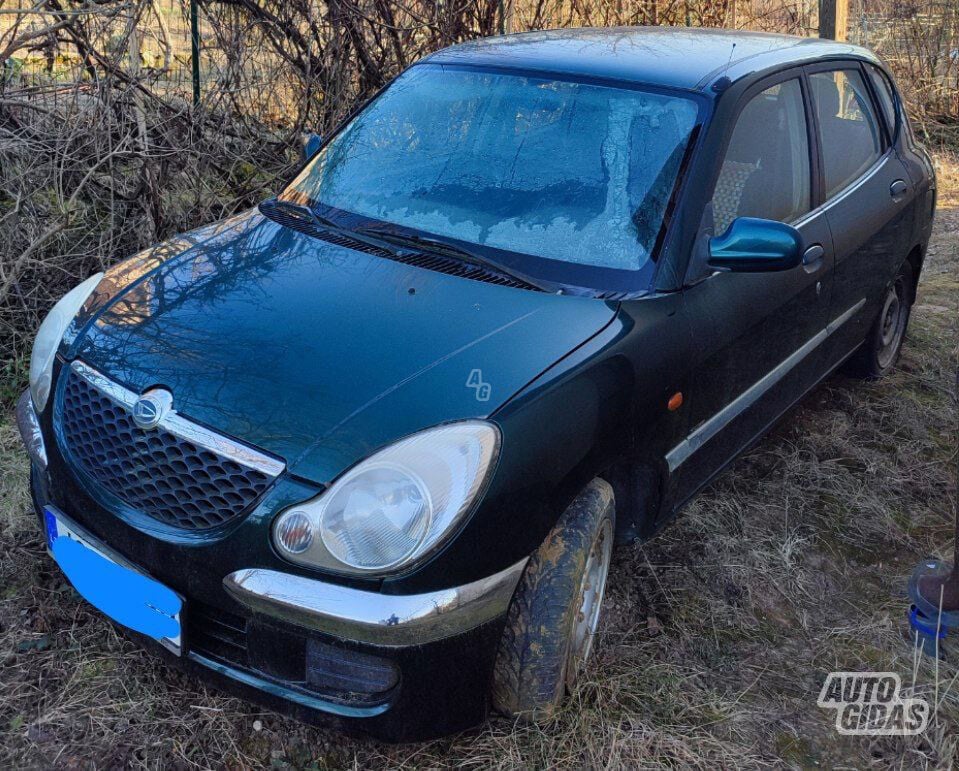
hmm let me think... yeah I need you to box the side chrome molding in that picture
[666,298,866,472]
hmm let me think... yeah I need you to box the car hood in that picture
[71,210,617,482]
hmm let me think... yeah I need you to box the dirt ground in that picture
[0,155,956,769]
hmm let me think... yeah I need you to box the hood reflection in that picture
[71,208,617,483]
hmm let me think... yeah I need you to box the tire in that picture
[491,478,615,721]
[844,261,913,379]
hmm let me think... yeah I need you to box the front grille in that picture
[57,363,282,531]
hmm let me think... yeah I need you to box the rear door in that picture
[667,73,834,509]
[804,62,916,370]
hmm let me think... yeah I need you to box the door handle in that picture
[802,244,825,274]
[890,179,909,198]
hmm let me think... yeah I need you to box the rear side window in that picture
[711,79,811,234]
[810,69,883,199]
[866,64,899,138]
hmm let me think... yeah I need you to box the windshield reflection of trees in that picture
[281,60,697,272]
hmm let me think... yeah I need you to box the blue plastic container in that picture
[907,559,959,657]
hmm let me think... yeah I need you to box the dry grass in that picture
[0,157,956,769]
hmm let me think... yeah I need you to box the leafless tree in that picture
[1,0,955,402]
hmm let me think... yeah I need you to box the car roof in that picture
[421,27,880,92]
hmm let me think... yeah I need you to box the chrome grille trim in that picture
[70,360,285,477]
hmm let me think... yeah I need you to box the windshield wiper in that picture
[355,226,550,291]
[267,199,341,231]
[265,203,554,292]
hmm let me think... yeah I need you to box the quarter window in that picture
[866,64,899,138]
[810,69,883,199]
[711,79,811,234]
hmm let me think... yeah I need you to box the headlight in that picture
[29,273,103,413]
[273,421,499,574]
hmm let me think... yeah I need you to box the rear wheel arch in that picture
[844,259,913,379]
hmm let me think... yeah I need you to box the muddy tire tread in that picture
[491,479,614,719]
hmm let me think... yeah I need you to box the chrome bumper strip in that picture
[16,390,47,468]
[70,361,285,477]
[223,559,528,646]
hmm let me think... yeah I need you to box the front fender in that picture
[383,310,634,594]
[383,292,692,594]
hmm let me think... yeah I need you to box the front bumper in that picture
[224,560,525,647]
[18,390,522,740]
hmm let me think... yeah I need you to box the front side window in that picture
[711,79,811,234]
[810,68,883,199]
[284,65,700,274]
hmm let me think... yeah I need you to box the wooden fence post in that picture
[190,0,201,106]
[819,0,849,41]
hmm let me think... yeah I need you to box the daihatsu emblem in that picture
[132,389,173,430]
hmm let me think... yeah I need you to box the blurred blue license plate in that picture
[45,507,183,654]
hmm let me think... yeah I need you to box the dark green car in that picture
[18,27,935,740]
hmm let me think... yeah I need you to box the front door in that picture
[667,74,833,511]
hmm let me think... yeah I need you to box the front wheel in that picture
[845,261,913,379]
[491,478,614,721]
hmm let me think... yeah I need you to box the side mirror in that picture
[299,132,323,162]
[708,217,803,273]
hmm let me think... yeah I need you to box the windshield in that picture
[284,65,699,276]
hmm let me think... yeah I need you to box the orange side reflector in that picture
[667,392,683,411]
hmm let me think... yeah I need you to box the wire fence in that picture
[2,1,956,122]
[848,5,958,119]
